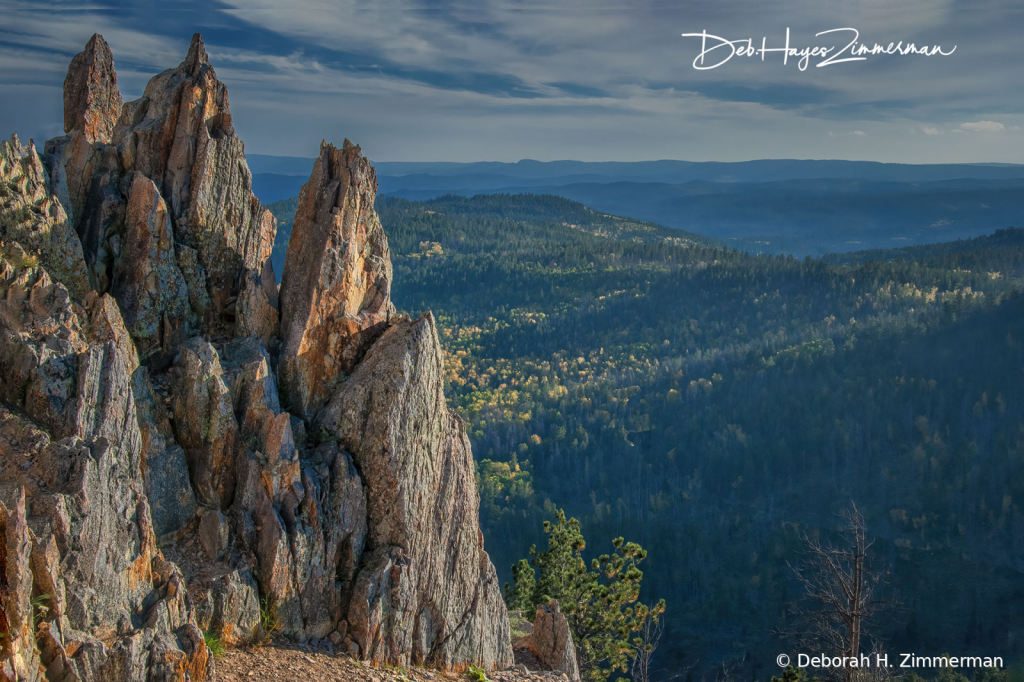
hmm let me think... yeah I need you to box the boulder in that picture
[189,567,261,647]
[523,601,580,682]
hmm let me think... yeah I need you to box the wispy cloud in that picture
[958,120,1005,133]
[0,0,1021,162]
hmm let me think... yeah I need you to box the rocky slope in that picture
[0,33,511,681]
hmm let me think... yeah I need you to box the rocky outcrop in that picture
[318,314,511,669]
[111,172,192,359]
[45,32,277,361]
[0,246,212,681]
[1,31,512,680]
[0,135,92,300]
[278,140,394,422]
[135,366,199,543]
[114,34,276,329]
[171,338,240,509]
[516,601,580,682]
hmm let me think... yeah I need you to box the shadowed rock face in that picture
[0,31,511,680]
[111,172,192,359]
[279,140,394,422]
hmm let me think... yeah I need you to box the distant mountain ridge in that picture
[249,154,1024,183]
[251,155,1024,257]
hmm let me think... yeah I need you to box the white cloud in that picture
[921,126,941,135]
[959,120,1005,133]
[828,130,867,138]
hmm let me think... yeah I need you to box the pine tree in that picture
[505,559,536,613]
[505,508,663,682]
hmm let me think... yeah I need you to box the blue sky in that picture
[1,0,1023,162]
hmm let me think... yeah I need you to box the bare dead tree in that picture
[862,638,896,682]
[630,601,666,682]
[785,503,900,682]
[714,654,747,682]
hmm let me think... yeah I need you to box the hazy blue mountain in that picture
[248,154,1024,183]
[247,154,321,176]
[249,155,1024,257]
[385,178,1024,256]
[252,173,308,203]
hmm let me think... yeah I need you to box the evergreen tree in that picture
[505,559,536,614]
[507,509,663,682]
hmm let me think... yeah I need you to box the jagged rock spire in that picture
[47,29,277,361]
[63,33,123,144]
[278,139,394,422]
[183,32,212,77]
[318,314,513,668]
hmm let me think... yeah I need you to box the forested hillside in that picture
[268,193,1024,680]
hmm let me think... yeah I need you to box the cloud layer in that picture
[0,0,1021,162]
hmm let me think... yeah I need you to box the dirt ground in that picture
[215,642,567,682]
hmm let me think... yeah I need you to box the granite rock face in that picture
[0,247,212,681]
[0,135,92,300]
[114,34,276,326]
[319,315,512,668]
[111,172,192,359]
[171,337,240,509]
[0,31,512,680]
[279,140,394,422]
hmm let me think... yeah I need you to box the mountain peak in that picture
[183,32,211,77]
[63,32,122,143]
